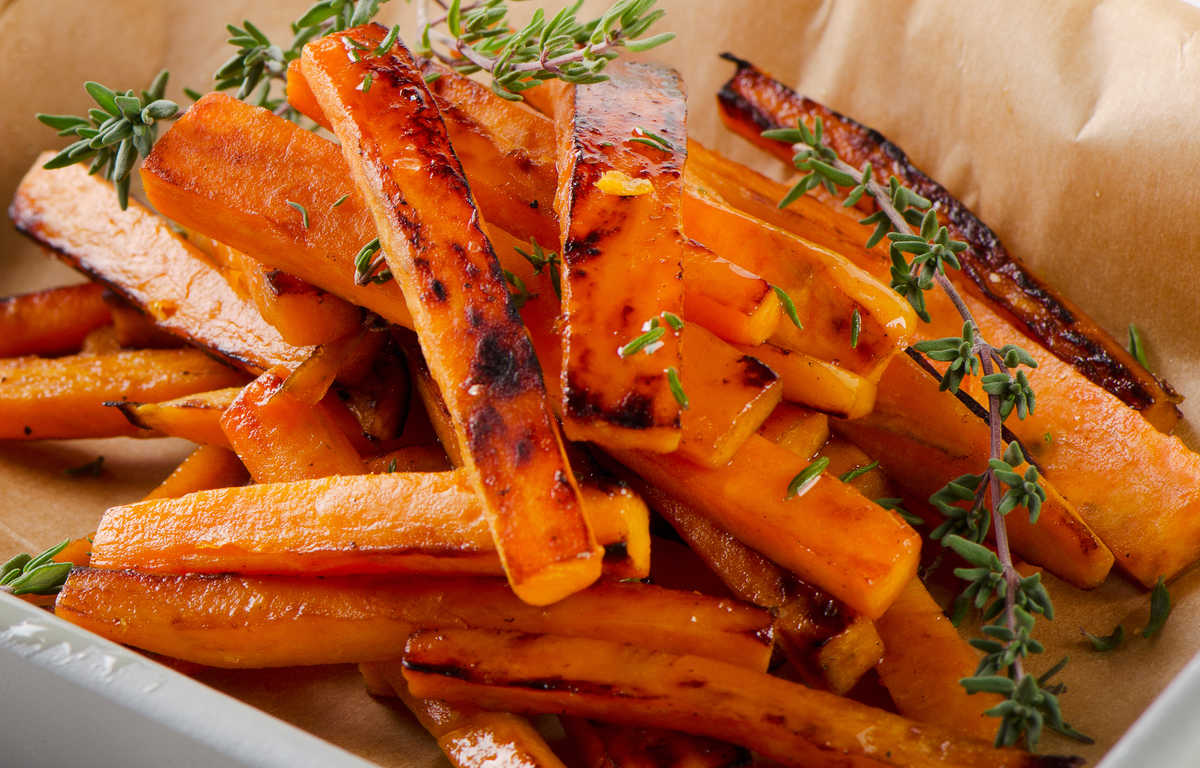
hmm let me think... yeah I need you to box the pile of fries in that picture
[5,21,1200,768]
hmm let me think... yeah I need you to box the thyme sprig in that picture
[416,0,674,100]
[0,539,72,597]
[36,71,180,210]
[764,117,1086,751]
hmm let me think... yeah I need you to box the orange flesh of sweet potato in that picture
[143,445,248,501]
[203,239,363,347]
[715,56,1180,431]
[362,662,569,768]
[0,349,246,440]
[758,403,830,461]
[682,184,915,379]
[107,301,184,350]
[675,324,782,468]
[875,577,1001,742]
[220,367,363,483]
[817,436,891,501]
[90,469,641,579]
[12,157,310,373]
[302,25,599,606]
[55,569,773,671]
[365,443,452,473]
[401,630,1073,768]
[549,62,687,452]
[289,60,781,348]
[835,353,1115,590]
[734,341,877,418]
[115,386,243,446]
[141,93,414,330]
[0,282,112,358]
[612,434,920,620]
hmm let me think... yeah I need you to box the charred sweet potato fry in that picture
[115,387,242,446]
[90,470,644,579]
[11,158,311,373]
[612,434,920,619]
[683,185,915,380]
[141,94,413,330]
[55,569,773,670]
[361,662,569,768]
[144,445,248,501]
[735,342,877,418]
[0,282,112,358]
[549,62,687,452]
[220,367,363,483]
[0,350,246,440]
[716,55,1181,431]
[289,61,781,348]
[401,630,1075,768]
[301,25,599,605]
[875,577,1001,741]
[676,324,782,468]
[203,239,363,347]
[834,352,1116,590]
[562,718,748,768]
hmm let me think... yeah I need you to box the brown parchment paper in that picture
[1,0,1199,763]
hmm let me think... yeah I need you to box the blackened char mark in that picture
[717,53,1176,414]
[736,355,778,389]
[565,378,658,430]
[467,403,505,455]
[471,330,541,399]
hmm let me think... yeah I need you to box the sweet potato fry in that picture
[683,185,915,379]
[834,352,1115,590]
[818,436,891,500]
[302,25,599,605]
[0,282,111,358]
[91,469,641,578]
[611,434,920,619]
[549,62,687,451]
[0,349,246,440]
[79,325,122,355]
[875,577,1001,741]
[561,718,747,768]
[364,444,451,473]
[55,569,773,670]
[220,367,363,483]
[107,301,183,350]
[144,445,248,501]
[401,630,1078,768]
[676,324,782,468]
[758,403,829,462]
[11,158,311,373]
[115,387,242,446]
[289,61,781,348]
[716,55,1181,430]
[203,239,363,347]
[735,341,877,418]
[361,662,569,768]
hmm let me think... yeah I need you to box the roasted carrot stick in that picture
[90,470,643,580]
[0,282,112,358]
[220,367,363,483]
[401,630,1077,768]
[301,25,599,605]
[0,350,246,440]
[115,387,242,446]
[143,445,248,501]
[55,569,773,671]
[11,157,311,373]
[288,60,781,348]
[361,662,569,768]
[612,434,920,619]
